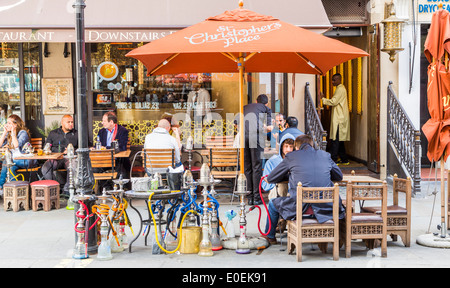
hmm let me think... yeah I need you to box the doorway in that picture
[318,26,379,174]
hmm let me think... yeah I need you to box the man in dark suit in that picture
[263,134,345,244]
[97,111,128,151]
[96,111,130,178]
[243,94,273,205]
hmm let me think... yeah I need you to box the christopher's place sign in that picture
[184,23,282,48]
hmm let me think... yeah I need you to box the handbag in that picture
[130,151,152,192]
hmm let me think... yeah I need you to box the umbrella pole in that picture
[441,156,447,237]
[238,53,245,174]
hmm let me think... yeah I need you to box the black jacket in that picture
[97,124,128,151]
[45,127,78,153]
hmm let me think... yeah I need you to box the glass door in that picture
[22,43,43,138]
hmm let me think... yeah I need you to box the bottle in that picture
[96,136,101,150]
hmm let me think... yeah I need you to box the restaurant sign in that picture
[0,28,178,43]
[184,23,282,48]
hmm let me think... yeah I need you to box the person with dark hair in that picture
[97,111,129,151]
[279,116,304,141]
[269,113,286,149]
[320,73,350,165]
[243,94,273,205]
[263,134,345,244]
[41,114,78,195]
[96,111,130,178]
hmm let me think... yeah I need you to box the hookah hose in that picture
[148,192,198,254]
[108,195,134,238]
[248,175,271,236]
[8,168,24,181]
[91,203,120,247]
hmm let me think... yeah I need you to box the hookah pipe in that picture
[92,203,120,247]
[148,192,198,254]
[74,200,98,258]
[199,193,226,235]
[247,175,271,236]
[110,193,134,237]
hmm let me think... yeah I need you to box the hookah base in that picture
[72,252,89,260]
[212,246,223,251]
[221,236,269,251]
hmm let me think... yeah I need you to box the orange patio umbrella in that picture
[126,1,369,172]
[422,7,450,236]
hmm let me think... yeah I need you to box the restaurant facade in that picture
[0,0,331,146]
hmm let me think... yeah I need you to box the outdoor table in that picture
[124,189,185,253]
[114,150,131,158]
[339,174,383,185]
[14,152,64,161]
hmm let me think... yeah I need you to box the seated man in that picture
[97,111,128,151]
[261,133,295,231]
[41,114,78,195]
[264,134,345,244]
[144,119,181,174]
[96,111,130,178]
[279,116,304,143]
[262,133,295,201]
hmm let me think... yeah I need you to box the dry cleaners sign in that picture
[419,1,450,15]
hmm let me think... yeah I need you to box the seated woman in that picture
[0,115,36,191]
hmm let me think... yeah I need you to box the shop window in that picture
[89,42,241,146]
[0,43,20,126]
[250,72,285,114]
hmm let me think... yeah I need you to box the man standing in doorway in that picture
[243,94,273,205]
[321,73,350,165]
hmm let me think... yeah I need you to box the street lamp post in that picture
[73,0,97,254]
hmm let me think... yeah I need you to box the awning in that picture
[0,0,331,42]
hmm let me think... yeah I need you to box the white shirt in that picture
[144,127,181,164]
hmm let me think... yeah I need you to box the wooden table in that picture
[14,152,64,161]
[114,150,131,158]
[340,175,383,185]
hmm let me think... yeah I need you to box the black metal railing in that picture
[387,81,421,196]
[304,82,327,151]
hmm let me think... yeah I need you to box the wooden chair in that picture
[205,135,235,149]
[361,174,411,247]
[345,181,388,258]
[209,148,239,194]
[142,148,174,175]
[287,182,340,262]
[17,138,43,179]
[90,149,117,194]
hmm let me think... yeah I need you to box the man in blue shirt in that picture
[279,116,304,141]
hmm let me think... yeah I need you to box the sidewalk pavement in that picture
[0,180,450,269]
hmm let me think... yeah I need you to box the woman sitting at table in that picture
[0,115,36,192]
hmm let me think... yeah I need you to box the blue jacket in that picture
[267,143,345,223]
[279,127,303,142]
[262,133,296,192]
